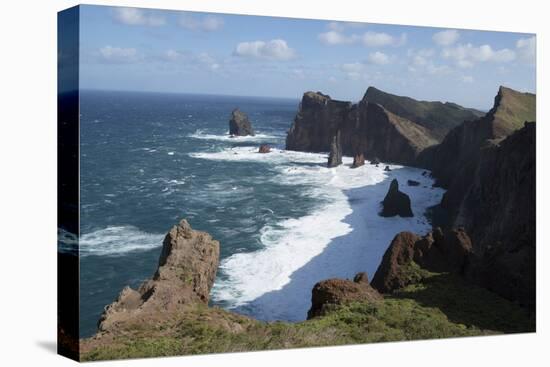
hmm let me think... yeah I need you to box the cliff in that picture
[285,90,440,165]
[416,86,536,309]
[363,86,484,140]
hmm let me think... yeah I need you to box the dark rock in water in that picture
[307,273,383,319]
[258,144,271,153]
[229,108,255,136]
[407,179,420,186]
[96,220,220,332]
[376,164,380,167]
[371,228,473,293]
[384,165,392,172]
[422,171,428,176]
[351,152,365,168]
[327,130,342,168]
[380,179,413,217]
[370,157,381,165]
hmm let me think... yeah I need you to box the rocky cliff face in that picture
[229,108,255,136]
[285,89,439,165]
[327,130,343,167]
[363,86,484,140]
[416,86,536,309]
[461,122,536,309]
[96,219,220,333]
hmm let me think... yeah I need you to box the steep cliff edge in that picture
[363,86,484,140]
[285,89,439,164]
[416,86,535,309]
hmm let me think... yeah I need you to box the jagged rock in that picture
[258,144,271,153]
[416,86,536,309]
[96,219,220,332]
[229,108,255,136]
[371,228,473,294]
[384,165,391,172]
[307,273,383,319]
[370,157,380,165]
[351,152,365,168]
[380,179,413,217]
[421,171,428,176]
[327,131,342,168]
[407,180,420,186]
[286,89,440,165]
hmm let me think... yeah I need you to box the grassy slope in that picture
[364,87,484,139]
[81,266,534,361]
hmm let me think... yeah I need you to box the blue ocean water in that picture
[79,90,308,337]
[77,90,444,338]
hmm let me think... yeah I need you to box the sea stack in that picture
[351,152,365,168]
[258,144,271,153]
[229,108,255,136]
[380,179,413,217]
[327,130,343,168]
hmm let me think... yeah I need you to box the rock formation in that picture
[327,130,343,167]
[351,152,365,168]
[380,179,413,217]
[96,219,220,333]
[371,228,473,293]
[229,108,255,136]
[407,179,420,186]
[415,86,536,309]
[363,86,484,140]
[258,144,271,153]
[307,272,383,319]
[285,87,478,165]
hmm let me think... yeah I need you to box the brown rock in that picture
[327,130,343,168]
[229,108,255,136]
[371,229,473,294]
[97,219,220,332]
[351,152,365,168]
[307,273,383,319]
[258,144,271,153]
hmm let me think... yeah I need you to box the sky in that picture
[77,5,536,110]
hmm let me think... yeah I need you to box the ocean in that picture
[75,90,444,337]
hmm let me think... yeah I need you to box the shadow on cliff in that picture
[231,166,439,322]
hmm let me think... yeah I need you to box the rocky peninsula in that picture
[80,85,535,361]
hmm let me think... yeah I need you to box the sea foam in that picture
[199,148,444,321]
[188,129,281,143]
[79,226,164,257]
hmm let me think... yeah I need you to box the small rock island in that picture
[229,108,255,136]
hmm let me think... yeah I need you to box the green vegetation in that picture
[82,268,533,361]
[492,86,536,134]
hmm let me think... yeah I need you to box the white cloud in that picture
[367,51,390,65]
[442,43,516,67]
[113,7,165,27]
[407,49,451,75]
[433,30,460,46]
[99,46,139,63]
[318,31,358,45]
[163,49,220,70]
[341,62,364,73]
[179,13,224,32]
[362,32,406,47]
[460,75,474,83]
[516,36,535,64]
[234,39,296,61]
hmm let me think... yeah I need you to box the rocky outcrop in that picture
[371,228,473,293]
[258,144,271,153]
[461,122,536,309]
[307,272,383,319]
[407,180,420,186]
[363,86,484,140]
[351,153,365,168]
[380,179,413,217]
[415,86,536,309]
[327,130,342,167]
[96,220,220,333]
[285,89,439,165]
[229,108,255,136]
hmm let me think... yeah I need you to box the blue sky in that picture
[78,5,536,110]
